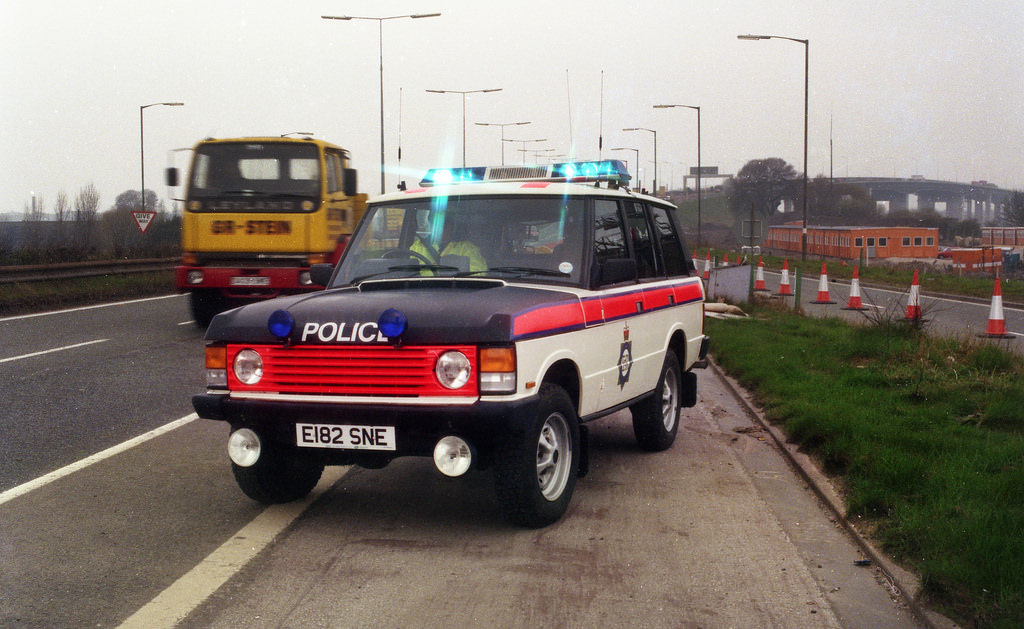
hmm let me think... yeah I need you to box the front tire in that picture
[493,384,580,528]
[631,351,682,452]
[231,445,324,504]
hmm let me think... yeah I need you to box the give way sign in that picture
[132,210,157,233]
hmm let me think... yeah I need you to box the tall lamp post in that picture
[426,88,502,167]
[140,102,183,214]
[502,138,547,165]
[654,104,701,246]
[322,13,441,194]
[611,147,639,187]
[623,127,657,195]
[738,33,809,259]
[475,121,530,165]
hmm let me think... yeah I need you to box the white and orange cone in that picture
[692,252,698,273]
[774,259,793,296]
[702,252,711,281]
[812,262,836,304]
[979,277,1014,339]
[904,269,923,321]
[754,257,769,292]
[841,265,868,311]
[722,252,730,267]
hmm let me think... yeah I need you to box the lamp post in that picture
[738,33,809,259]
[611,147,639,187]
[322,13,441,194]
[654,104,701,246]
[475,121,530,165]
[623,127,657,195]
[426,88,502,167]
[140,102,183,215]
[502,138,547,164]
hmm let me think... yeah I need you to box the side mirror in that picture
[343,168,358,197]
[310,263,335,287]
[165,167,180,187]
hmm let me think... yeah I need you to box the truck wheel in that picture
[493,384,580,528]
[231,447,324,504]
[631,351,682,452]
[190,289,222,329]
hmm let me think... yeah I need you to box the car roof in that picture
[370,180,674,208]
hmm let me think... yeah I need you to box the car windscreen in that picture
[188,142,320,204]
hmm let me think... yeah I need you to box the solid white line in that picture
[0,338,110,364]
[0,293,184,322]
[0,413,198,507]
[116,466,347,629]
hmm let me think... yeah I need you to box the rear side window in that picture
[625,201,658,279]
[649,204,687,277]
[593,199,627,264]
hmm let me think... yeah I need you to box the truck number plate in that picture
[296,423,396,451]
[230,276,271,286]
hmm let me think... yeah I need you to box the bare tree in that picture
[53,190,71,255]
[74,183,100,257]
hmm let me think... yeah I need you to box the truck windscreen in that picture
[189,142,320,206]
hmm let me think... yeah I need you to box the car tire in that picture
[631,350,682,452]
[190,289,222,329]
[493,384,580,528]
[231,446,324,504]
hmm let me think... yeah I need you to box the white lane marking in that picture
[0,293,184,322]
[0,413,197,507]
[116,466,347,629]
[177,320,196,326]
[0,338,109,364]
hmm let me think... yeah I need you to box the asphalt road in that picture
[0,294,926,628]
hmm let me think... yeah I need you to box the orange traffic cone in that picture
[979,277,1014,339]
[812,262,836,304]
[841,265,868,310]
[722,252,730,267]
[774,259,793,296]
[904,269,923,321]
[754,257,768,292]
[702,252,711,281]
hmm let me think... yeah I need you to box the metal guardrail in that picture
[0,258,177,284]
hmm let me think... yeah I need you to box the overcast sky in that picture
[2,0,1022,214]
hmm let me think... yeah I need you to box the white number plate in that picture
[230,276,271,286]
[295,423,396,451]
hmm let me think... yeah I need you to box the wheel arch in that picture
[540,358,581,416]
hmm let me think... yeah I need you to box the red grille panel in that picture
[227,344,478,397]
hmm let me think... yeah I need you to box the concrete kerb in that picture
[707,357,960,629]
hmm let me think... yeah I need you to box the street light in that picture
[739,33,809,259]
[322,13,441,194]
[654,104,701,246]
[475,121,530,165]
[426,88,502,167]
[611,147,639,187]
[502,138,547,165]
[140,102,183,215]
[623,127,657,195]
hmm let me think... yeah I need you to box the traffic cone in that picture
[979,277,1014,339]
[754,257,769,292]
[722,252,730,267]
[904,269,923,321]
[692,252,698,273]
[774,259,793,296]
[812,262,836,304]
[702,252,711,281]
[841,265,868,310]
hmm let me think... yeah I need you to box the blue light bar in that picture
[419,159,631,187]
[420,167,487,186]
[551,160,630,183]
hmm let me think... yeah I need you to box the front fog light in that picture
[435,351,471,389]
[299,271,312,285]
[233,349,263,385]
[228,428,261,467]
[433,436,473,477]
[187,270,204,285]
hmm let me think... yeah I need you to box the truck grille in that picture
[227,344,478,397]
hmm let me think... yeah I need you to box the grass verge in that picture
[705,306,1024,628]
[0,271,177,317]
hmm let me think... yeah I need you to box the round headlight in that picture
[187,270,204,285]
[233,349,264,385]
[435,351,471,389]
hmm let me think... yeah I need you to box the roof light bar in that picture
[419,160,631,187]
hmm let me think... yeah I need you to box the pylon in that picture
[722,252,730,267]
[774,259,793,296]
[812,262,836,304]
[904,269,923,321]
[702,252,711,281]
[979,277,1014,339]
[754,257,768,292]
[692,252,697,273]
[841,265,868,310]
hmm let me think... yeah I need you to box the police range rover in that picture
[193,159,709,527]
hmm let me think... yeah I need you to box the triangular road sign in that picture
[132,210,157,233]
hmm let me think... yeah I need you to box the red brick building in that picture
[764,224,939,260]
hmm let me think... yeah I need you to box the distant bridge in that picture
[832,177,1014,223]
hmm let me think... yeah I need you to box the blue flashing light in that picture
[420,167,487,186]
[268,309,295,339]
[378,308,407,338]
[551,159,630,183]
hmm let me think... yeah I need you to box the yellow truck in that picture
[167,137,367,326]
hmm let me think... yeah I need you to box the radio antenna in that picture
[599,70,604,159]
[566,69,574,157]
